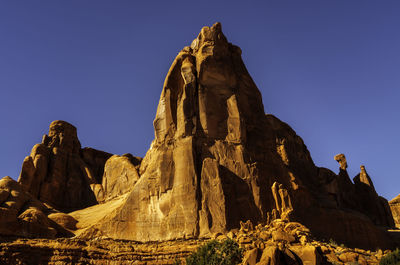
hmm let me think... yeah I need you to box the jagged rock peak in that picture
[18,120,113,212]
[43,120,81,153]
[190,22,229,51]
[0,176,73,238]
[354,165,376,192]
[334,153,347,170]
[48,120,77,137]
[9,24,395,250]
[153,22,264,144]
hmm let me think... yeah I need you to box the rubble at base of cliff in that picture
[1,219,398,265]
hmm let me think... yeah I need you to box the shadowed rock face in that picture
[90,23,395,249]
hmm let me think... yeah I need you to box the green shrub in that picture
[380,249,400,265]
[185,238,243,265]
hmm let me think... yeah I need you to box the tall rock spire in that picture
[153,22,264,143]
[89,23,394,249]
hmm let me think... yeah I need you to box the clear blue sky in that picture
[1,1,399,200]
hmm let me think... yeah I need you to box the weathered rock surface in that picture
[334,154,348,170]
[97,154,140,202]
[232,219,391,265]
[389,194,400,228]
[0,176,72,238]
[18,120,114,212]
[77,22,395,249]
[17,120,142,212]
[0,219,394,265]
[0,237,201,265]
[3,23,396,254]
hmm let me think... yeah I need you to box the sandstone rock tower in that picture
[89,23,394,249]
[6,23,395,250]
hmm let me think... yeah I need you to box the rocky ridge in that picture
[0,22,399,263]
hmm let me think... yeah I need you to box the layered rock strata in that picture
[0,220,395,265]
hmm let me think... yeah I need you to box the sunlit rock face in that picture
[390,194,400,228]
[0,176,73,238]
[10,23,393,250]
[96,22,272,241]
[17,120,114,212]
[92,23,394,249]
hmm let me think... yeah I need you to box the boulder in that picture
[0,176,72,238]
[272,230,295,243]
[289,246,322,265]
[257,246,281,265]
[18,121,109,211]
[48,212,78,230]
[243,248,260,265]
[99,154,140,202]
[338,252,358,263]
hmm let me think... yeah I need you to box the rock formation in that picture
[17,120,113,212]
[0,176,72,238]
[97,154,141,203]
[354,165,376,191]
[0,219,395,265]
[0,23,395,252]
[16,120,142,212]
[334,154,347,170]
[79,23,394,249]
[389,194,400,228]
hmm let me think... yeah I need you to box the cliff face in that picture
[390,194,400,228]
[80,23,394,249]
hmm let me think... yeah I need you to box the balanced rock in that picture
[85,23,395,249]
[334,153,347,170]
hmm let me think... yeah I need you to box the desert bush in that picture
[185,238,243,265]
[380,249,400,265]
